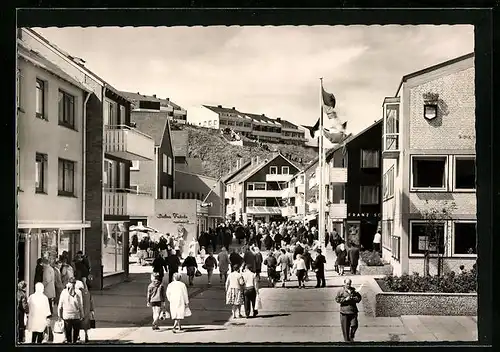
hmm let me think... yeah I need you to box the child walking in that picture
[146,273,166,330]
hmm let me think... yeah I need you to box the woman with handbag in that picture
[181,253,198,286]
[27,282,52,344]
[166,273,190,333]
[75,280,94,342]
[225,264,244,318]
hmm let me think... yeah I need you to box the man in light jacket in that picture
[58,277,84,344]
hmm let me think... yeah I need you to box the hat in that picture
[68,277,76,284]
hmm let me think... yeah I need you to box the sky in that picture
[34,25,474,135]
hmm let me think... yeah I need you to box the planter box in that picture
[368,278,477,317]
[359,263,393,275]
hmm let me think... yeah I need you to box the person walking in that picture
[152,252,167,281]
[42,259,56,314]
[59,256,74,288]
[229,249,243,272]
[75,280,94,342]
[277,249,291,287]
[203,251,218,286]
[166,273,190,333]
[263,251,278,287]
[335,242,348,275]
[53,260,65,307]
[292,254,307,289]
[34,258,44,286]
[166,250,181,284]
[147,273,166,331]
[217,247,230,284]
[27,282,52,344]
[181,253,198,286]
[241,267,259,318]
[17,281,29,343]
[243,246,257,273]
[253,246,263,280]
[347,242,360,275]
[373,229,382,255]
[335,278,362,342]
[302,248,312,282]
[57,278,84,344]
[225,264,244,319]
[313,248,327,288]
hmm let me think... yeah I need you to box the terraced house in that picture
[18,28,156,289]
[380,53,476,276]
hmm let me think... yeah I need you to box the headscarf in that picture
[34,282,45,294]
[173,272,182,281]
[75,280,85,291]
[18,281,27,291]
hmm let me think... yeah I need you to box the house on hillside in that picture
[222,159,253,221]
[380,53,476,276]
[224,153,300,223]
[120,91,187,124]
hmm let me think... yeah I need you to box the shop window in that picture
[102,223,125,275]
[35,153,47,193]
[453,222,476,255]
[361,150,379,168]
[410,221,445,255]
[58,230,81,264]
[40,229,59,263]
[58,158,75,196]
[454,157,476,190]
[411,156,447,190]
[360,186,379,205]
[168,187,172,199]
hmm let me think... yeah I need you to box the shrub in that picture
[382,269,477,293]
[360,250,384,266]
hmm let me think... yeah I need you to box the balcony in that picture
[329,203,347,220]
[246,190,284,198]
[329,167,348,183]
[104,189,154,217]
[104,125,155,161]
[266,173,294,182]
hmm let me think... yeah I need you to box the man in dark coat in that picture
[224,226,233,250]
[235,224,246,245]
[166,250,181,283]
[229,249,243,272]
[347,242,360,275]
[335,278,362,342]
[313,248,326,288]
[293,242,304,260]
[331,229,341,249]
[209,228,218,253]
[152,252,167,280]
[243,247,257,273]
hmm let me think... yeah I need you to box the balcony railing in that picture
[246,190,284,198]
[329,203,347,219]
[103,188,154,217]
[266,174,294,182]
[104,125,155,161]
[329,167,348,183]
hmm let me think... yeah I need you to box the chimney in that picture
[153,94,157,98]
[218,105,222,108]
[276,117,281,122]
[232,107,236,110]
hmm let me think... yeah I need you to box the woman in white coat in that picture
[166,272,189,333]
[27,282,52,344]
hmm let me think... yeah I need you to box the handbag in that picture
[90,312,96,329]
[255,293,263,310]
[237,275,245,286]
[159,310,170,320]
[195,269,202,277]
[184,306,192,317]
[53,319,64,334]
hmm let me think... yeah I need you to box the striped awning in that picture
[246,206,282,215]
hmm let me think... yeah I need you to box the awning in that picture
[246,206,283,215]
[18,221,91,229]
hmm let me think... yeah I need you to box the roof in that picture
[203,105,240,114]
[242,112,281,125]
[396,52,474,97]
[18,44,91,93]
[25,29,132,103]
[120,91,183,110]
[130,111,169,146]
[222,161,252,183]
[237,153,301,184]
[279,119,300,130]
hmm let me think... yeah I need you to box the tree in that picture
[419,200,457,277]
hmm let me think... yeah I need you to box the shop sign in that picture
[157,213,191,224]
[347,213,381,218]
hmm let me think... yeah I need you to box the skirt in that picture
[226,288,244,305]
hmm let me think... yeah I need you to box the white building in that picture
[381,53,476,276]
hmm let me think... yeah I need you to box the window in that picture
[382,220,393,250]
[360,186,379,205]
[130,184,139,194]
[17,69,22,109]
[118,162,126,188]
[35,153,47,193]
[162,186,167,199]
[247,183,254,191]
[213,120,217,126]
[104,99,118,126]
[167,156,172,175]
[208,121,212,126]
[453,222,476,255]
[384,103,399,151]
[58,158,75,196]
[131,160,140,171]
[58,90,76,129]
[383,166,395,200]
[269,166,277,174]
[253,183,266,191]
[162,154,167,173]
[411,156,447,190]
[36,78,46,119]
[410,221,445,255]
[454,156,476,190]
[102,222,125,275]
[119,105,126,123]
[361,150,379,168]
[103,159,115,188]
[168,187,172,199]
[247,198,266,207]
[282,166,289,174]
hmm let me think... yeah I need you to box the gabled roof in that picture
[242,112,281,126]
[25,29,132,103]
[18,44,91,93]
[203,105,239,114]
[130,111,169,146]
[222,161,252,183]
[236,153,301,184]
[279,119,300,130]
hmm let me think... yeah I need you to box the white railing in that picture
[266,174,294,182]
[246,190,284,198]
[103,188,154,217]
[104,125,155,161]
[330,167,348,183]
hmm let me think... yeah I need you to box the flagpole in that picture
[318,78,324,251]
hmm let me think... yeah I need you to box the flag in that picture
[322,86,347,134]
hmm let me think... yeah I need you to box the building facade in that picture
[381,53,476,276]
[223,159,252,221]
[225,154,300,223]
[188,105,307,145]
[19,28,156,288]
[17,44,91,294]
